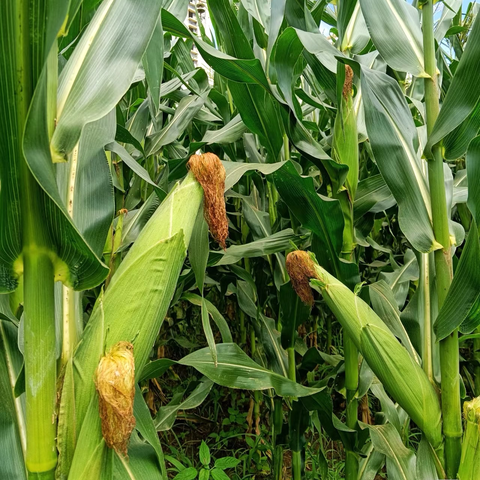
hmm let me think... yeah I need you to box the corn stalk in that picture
[422,1,462,475]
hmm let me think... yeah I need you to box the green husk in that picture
[287,251,443,454]
[458,397,480,480]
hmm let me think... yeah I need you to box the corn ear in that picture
[458,397,480,480]
[64,155,228,477]
[287,251,443,453]
[360,324,443,453]
[332,65,358,200]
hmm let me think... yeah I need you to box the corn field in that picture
[1,0,480,479]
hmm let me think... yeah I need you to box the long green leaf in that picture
[434,223,480,340]
[360,66,437,253]
[354,174,395,219]
[51,0,162,161]
[201,114,247,145]
[280,282,310,350]
[272,161,358,287]
[364,423,416,480]
[211,229,297,266]
[146,94,206,155]
[0,321,26,480]
[161,10,270,90]
[179,343,322,397]
[154,378,213,431]
[223,161,284,191]
[134,386,168,480]
[181,293,233,343]
[360,0,426,76]
[428,14,480,153]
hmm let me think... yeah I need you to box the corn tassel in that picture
[286,251,443,456]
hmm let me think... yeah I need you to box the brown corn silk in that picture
[286,251,318,306]
[95,341,136,456]
[188,153,228,249]
[343,65,354,99]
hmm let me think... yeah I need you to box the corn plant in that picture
[2,1,480,480]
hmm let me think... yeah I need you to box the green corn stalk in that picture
[296,254,444,458]
[457,397,480,480]
[422,1,462,475]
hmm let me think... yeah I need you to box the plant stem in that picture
[422,1,462,476]
[344,333,359,480]
[287,345,302,479]
[21,164,57,478]
[273,397,284,480]
[15,0,57,475]
[420,253,434,383]
[292,452,302,480]
[287,347,296,384]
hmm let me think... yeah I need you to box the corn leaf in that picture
[258,314,289,377]
[134,386,168,479]
[301,390,356,450]
[416,436,440,480]
[201,297,218,366]
[154,378,213,431]
[364,423,416,480]
[162,9,270,89]
[113,434,163,480]
[428,14,480,153]
[354,174,395,219]
[223,161,284,191]
[179,343,323,397]
[201,115,247,145]
[51,0,162,160]
[189,212,209,293]
[272,161,358,287]
[369,280,420,363]
[143,17,164,113]
[211,229,297,266]
[181,293,233,343]
[358,449,385,480]
[146,94,207,155]
[467,136,480,226]
[280,282,311,350]
[360,66,436,253]
[0,321,26,480]
[434,223,480,339]
[341,2,370,54]
[359,0,426,76]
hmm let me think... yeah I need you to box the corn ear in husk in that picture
[64,154,228,477]
[458,396,480,480]
[287,251,443,454]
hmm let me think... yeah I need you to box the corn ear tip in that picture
[96,341,136,456]
[187,153,228,249]
[286,250,320,306]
